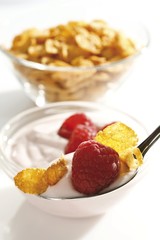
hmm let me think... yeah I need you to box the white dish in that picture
[0,101,148,217]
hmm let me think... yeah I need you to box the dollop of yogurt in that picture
[8,123,68,168]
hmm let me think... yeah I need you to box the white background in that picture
[0,1,160,239]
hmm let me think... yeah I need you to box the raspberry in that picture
[65,124,97,154]
[58,113,96,139]
[71,140,120,195]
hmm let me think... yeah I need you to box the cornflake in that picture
[14,158,68,194]
[95,122,143,170]
[14,168,48,194]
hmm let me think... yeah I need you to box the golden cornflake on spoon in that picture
[45,158,68,186]
[95,122,143,170]
[14,158,68,194]
[14,168,48,194]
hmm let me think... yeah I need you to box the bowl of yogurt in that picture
[0,101,148,218]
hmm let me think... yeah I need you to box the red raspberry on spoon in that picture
[71,140,120,195]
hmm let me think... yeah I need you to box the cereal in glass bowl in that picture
[0,17,149,106]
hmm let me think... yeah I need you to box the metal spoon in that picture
[138,125,160,157]
[99,125,160,195]
[41,126,160,199]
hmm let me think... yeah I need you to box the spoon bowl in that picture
[40,126,160,200]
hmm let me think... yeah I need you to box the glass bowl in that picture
[0,12,149,106]
[0,101,149,218]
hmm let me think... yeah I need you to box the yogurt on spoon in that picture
[41,151,138,199]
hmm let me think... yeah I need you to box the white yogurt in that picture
[8,119,68,168]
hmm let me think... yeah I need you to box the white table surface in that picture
[0,1,160,239]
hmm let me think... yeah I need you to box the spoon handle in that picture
[138,126,160,156]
